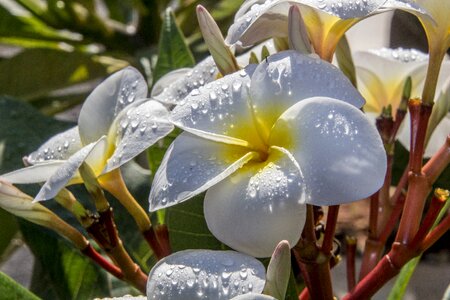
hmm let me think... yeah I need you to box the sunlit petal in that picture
[35,137,108,201]
[354,48,428,112]
[250,50,364,138]
[78,67,148,145]
[1,161,68,184]
[152,57,218,105]
[270,97,386,205]
[146,250,266,300]
[26,126,82,164]
[170,65,266,149]
[204,146,306,257]
[149,132,257,211]
[105,100,174,173]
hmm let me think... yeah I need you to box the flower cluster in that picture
[1,0,449,299]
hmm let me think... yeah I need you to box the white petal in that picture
[151,68,192,98]
[270,97,386,205]
[250,50,364,138]
[78,67,148,145]
[152,57,218,105]
[204,147,306,258]
[170,65,265,149]
[26,126,82,164]
[397,112,450,158]
[231,294,277,300]
[149,132,256,211]
[226,0,390,47]
[35,137,108,201]
[226,1,290,46]
[354,48,428,111]
[146,250,266,300]
[1,161,67,184]
[104,100,174,173]
[424,113,450,157]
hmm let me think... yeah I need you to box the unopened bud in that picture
[197,5,239,75]
[0,180,88,249]
[79,163,109,212]
[264,240,291,299]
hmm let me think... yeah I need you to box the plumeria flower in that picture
[149,50,386,257]
[146,249,266,299]
[353,47,450,156]
[226,0,427,61]
[2,67,174,204]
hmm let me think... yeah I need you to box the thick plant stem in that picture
[420,214,450,251]
[81,244,123,279]
[99,169,151,232]
[87,207,148,293]
[322,205,339,253]
[99,169,166,259]
[294,205,334,300]
[396,101,433,244]
[359,239,384,281]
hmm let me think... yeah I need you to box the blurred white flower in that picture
[353,47,450,156]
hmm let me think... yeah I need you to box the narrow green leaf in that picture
[0,4,76,42]
[0,49,112,101]
[0,271,40,300]
[166,194,225,252]
[387,256,421,300]
[153,8,195,81]
[336,35,357,87]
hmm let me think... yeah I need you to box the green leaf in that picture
[0,49,112,101]
[0,96,71,173]
[0,271,40,300]
[153,8,195,82]
[166,194,225,252]
[21,221,110,300]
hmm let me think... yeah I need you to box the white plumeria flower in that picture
[146,250,266,299]
[149,50,386,257]
[226,0,427,61]
[2,67,174,201]
[353,47,450,156]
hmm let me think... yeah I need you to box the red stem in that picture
[369,192,379,238]
[346,237,357,291]
[299,288,310,300]
[155,224,172,257]
[82,244,123,279]
[420,213,450,251]
[410,192,447,249]
[143,227,166,260]
[322,205,340,253]
[378,194,406,245]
